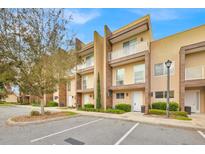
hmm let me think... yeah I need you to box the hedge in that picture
[47,101,58,107]
[149,109,166,115]
[78,108,125,114]
[84,103,94,109]
[170,111,188,117]
[115,103,131,112]
[149,109,188,117]
[151,102,179,111]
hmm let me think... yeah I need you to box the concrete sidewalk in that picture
[15,105,205,130]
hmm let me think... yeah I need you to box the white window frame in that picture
[134,64,145,83]
[154,61,175,76]
[82,76,88,90]
[155,91,174,99]
[116,68,125,86]
[123,39,137,55]
[85,54,94,68]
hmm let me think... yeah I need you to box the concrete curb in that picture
[5,106,205,130]
[6,114,80,126]
[76,112,205,131]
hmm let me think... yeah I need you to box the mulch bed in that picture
[11,111,75,122]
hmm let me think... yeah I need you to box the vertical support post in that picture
[166,66,170,117]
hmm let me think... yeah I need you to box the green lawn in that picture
[0,102,16,107]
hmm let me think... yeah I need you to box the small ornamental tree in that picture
[0,9,77,114]
[96,72,101,109]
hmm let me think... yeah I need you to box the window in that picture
[116,68,124,85]
[82,76,88,90]
[85,54,94,67]
[116,93,125,99]
[134,64,145,83]
[123,39,137,54]
[155,91,164,98]
[154,62,175,76]
[164,91,174,98]
[155,91,174,99]
[67,81,71,91]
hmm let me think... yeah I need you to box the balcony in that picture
[77,61,94,70]
[109,41,149,61]
[77,62,94,75]
[185,65,205,80]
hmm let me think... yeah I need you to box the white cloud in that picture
[130,9,180,21]
[65,9,100,24]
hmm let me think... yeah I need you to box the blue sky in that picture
[66,8,205,43]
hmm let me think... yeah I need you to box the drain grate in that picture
[64,138,85,145]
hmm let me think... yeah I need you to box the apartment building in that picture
[54,15,205,113]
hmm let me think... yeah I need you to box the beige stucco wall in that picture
[112,90,145,108]
[68,79,76,96]
[82,93,94,105]
[94,32,104,108]
[112,61,145,86]
[151,25,205,103]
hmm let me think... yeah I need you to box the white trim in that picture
[185,90,200,113]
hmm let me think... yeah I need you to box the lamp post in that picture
[165,60,172,118]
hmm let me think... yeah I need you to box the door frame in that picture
[67,95,72,107]
[132,91,143,112]
[185,90,200,113]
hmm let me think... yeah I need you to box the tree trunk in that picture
[40,97,45,115]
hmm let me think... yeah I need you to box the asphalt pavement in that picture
[0,106,204,145]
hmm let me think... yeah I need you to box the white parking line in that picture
[197,130,205,139]
[114,122,139,145]
[30,118,103,143]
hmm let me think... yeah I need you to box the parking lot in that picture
[0,106,205,145]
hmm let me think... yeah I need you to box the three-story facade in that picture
[54,15,205,113]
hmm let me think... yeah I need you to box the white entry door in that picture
[132,91,143,112]
[67,95,72,107]
[185,90,200,113]
[83,95,89,105]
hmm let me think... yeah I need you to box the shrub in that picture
[151,102,166,110]
[31,101,40,106]
[169,102,179,111]
[115,103,131,112]
[30,110,40,116]
[47,101,58,107]
[84,103,94,109]
[152,102,179,111]
[18,100,30,105]
[149,109,166,115]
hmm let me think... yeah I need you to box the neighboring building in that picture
[52,15,205,113]
[0,84,18,103]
